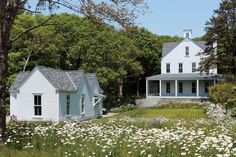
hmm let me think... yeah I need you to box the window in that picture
[179,63,183,73]
[192,82,196,94]
[179,82,183,93]
[166,63,170,73]
[185,47,189,56]
[205,81,210,93]
[66,95,70,115]
[192,62,196,72]
[34,95,42,116]
[166,82,170,93]
[81,94,85,114]
[93,97,100,106]
[186,33,189,38]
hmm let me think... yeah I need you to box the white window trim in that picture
[93,97,101,106]
[185,46,190,56]
[166,63,170,73]
[81,94,85,114]
[33,94,42,117]
[178,63,183,73]
[192,62,197,72]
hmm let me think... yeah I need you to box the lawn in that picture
[120,108,206,120]
[0,104,236,157]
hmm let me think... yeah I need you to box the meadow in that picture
[0,104,236,157]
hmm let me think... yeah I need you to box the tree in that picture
[198,0,236,75]
[0,0,147,143]
[209,83,236,113]
[125,27,181,97]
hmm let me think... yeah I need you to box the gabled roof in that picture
[146,73,222,81]
[9,71,31,92]
[37,66,77,91]
[86,73,96,88]
[9,66,90,93]
[162,39,207,58]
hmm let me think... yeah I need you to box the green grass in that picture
[120,108,206,120]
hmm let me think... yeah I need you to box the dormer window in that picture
[186,33,189,38]
[185,47,189,56]
[166,63,170,73]
[183,29,192,38]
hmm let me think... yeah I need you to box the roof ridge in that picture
[36,65,64,72]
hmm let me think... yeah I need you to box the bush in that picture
[209,82,236,113]
[230,107,236,117]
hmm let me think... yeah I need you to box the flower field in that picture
[1,107,236,157]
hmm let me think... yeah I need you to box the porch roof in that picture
[146,73,222,81]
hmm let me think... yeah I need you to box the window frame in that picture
[178,82,183,93]
[185,46,189,56]
[192,62,196,72]
[66,95,70,115]
[93,97,100,106]
[192,82,196,94]
[186,33,189,38]
[166,82,170,93]
[81,94,85,114]
[34,95,42,116]
[178,63,183,73]
[166,63,170,73]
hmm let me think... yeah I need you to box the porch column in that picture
[146,80,149,98]
[175,80,178,97]
[159,80,162,97]
[197,80,199,97]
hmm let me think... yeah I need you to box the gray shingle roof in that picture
[9,66,88,92]
[162,39,207,57]
[66,71,84,88]
[146,73,222,81]
[9,71,31,92]
[37,66,76,91]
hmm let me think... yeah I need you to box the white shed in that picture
[9,66,105,122]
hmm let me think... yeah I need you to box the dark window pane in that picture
[192,82,196,93]
[205,82,209,93]
[34,106,42,116]
[38,96,41,105]
[179,82,183,93]
[34,96,37,105]
[166,82,170,93]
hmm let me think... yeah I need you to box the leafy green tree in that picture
[125,27,181,97]
[0,0,147,143]
[199,0,236,75]
[209,83,236,113]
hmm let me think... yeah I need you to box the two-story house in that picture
[146,29,221,98]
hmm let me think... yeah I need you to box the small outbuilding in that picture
[9,66,105,121]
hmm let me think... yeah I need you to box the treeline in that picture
[7,13,181,109]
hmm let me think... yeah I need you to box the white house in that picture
[146,29,221,99]
[9,66,105,121]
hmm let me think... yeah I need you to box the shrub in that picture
[230,107,236,117]
[209,83,236,113]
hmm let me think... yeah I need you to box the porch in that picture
[146,73,221,99]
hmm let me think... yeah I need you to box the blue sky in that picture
[31,0,221,38]
[136,0,221,37]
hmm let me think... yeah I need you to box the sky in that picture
[136,0,222,37]
[30,0,222,38]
